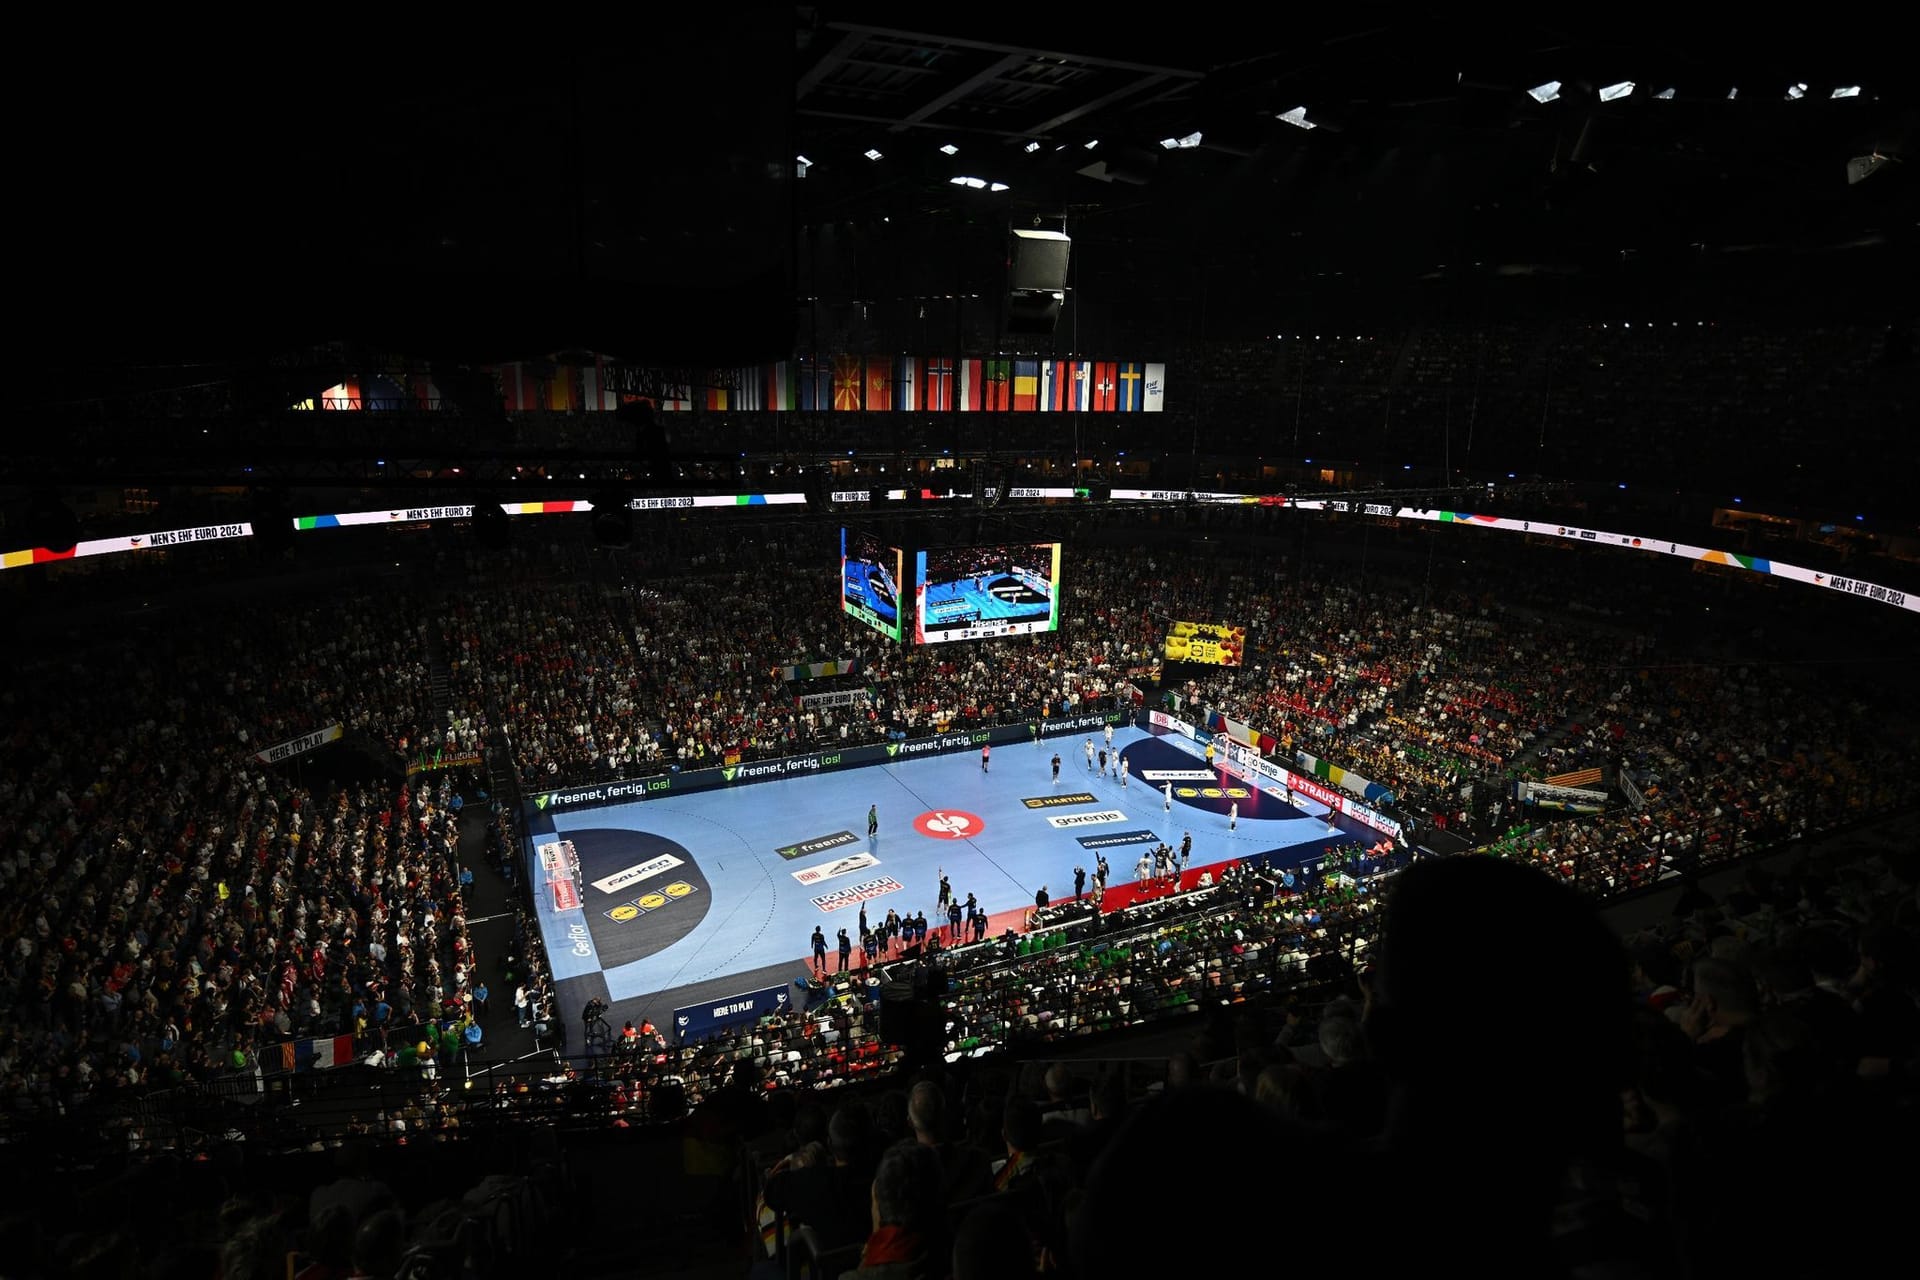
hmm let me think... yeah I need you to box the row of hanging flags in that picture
[499,356,1167,414]
[300,356,1166,414]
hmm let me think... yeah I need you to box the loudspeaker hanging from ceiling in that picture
[470,498,512,551]
[18,492,80,554]
[588,490,633,546]
[249,490,296,558]
[1005,228,1071,337]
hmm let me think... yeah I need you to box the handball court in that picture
[920,570,1052,629]
[531,723,1383,1042]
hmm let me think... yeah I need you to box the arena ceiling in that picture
[793,12,1914,326]
[13,12,1912,408]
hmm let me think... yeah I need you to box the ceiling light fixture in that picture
[1276,107,1315,129]
[939,143,958,155]
[1598,81,1635,102]
[864,148,882,160]
[1024,141,1041,153]
[1526,81,1561,104]
[1831,85,1861,98]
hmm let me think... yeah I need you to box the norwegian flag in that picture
[924,357,952,411]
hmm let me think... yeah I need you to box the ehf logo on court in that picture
[912,810,984,840]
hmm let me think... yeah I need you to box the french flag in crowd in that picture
[280,1034,355,1072]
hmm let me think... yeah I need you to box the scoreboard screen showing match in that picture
[914,542,1062,643]
[841,528,904,642]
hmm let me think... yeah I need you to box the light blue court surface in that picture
[842,559,898,626]
[530,725,1371,1028]
[921,571,1051,627]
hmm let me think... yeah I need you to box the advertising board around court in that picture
[673,983,790,1045]
[526,709,1128,816]
[1222,741,1405,840]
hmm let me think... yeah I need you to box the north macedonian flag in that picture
[833,355,864,410]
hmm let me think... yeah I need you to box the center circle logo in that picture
[609,905,640,921]
[664,881,693,898]
[912,810,985,840]
[637,892,667,910]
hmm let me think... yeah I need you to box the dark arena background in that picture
[2,12,1914,1280]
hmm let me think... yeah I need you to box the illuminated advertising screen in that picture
[1163,620,1247,666]
[841,528,904,641]
[914,542,1062,643]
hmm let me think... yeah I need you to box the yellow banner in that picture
[1163,620,1246,666]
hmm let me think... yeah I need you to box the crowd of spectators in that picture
[443,582,656,782]
[714,833,1919,1279]
[1,508,1914,1280]
[207,594,443,760]
[435,523,1909,926]
[1142,539,1914,902]
[15,726,1908,1274]
[447,538,1197,782]
[8,517,1906,1133]
[18,812,1913,1278]
[936,854,1386,1056]
[0,596,484,1122]
[1475,656,1910,896]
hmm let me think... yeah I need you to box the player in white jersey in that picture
[1084,738,1095,770]
[1104,723,1113,749]
[1163,781,1173,812]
